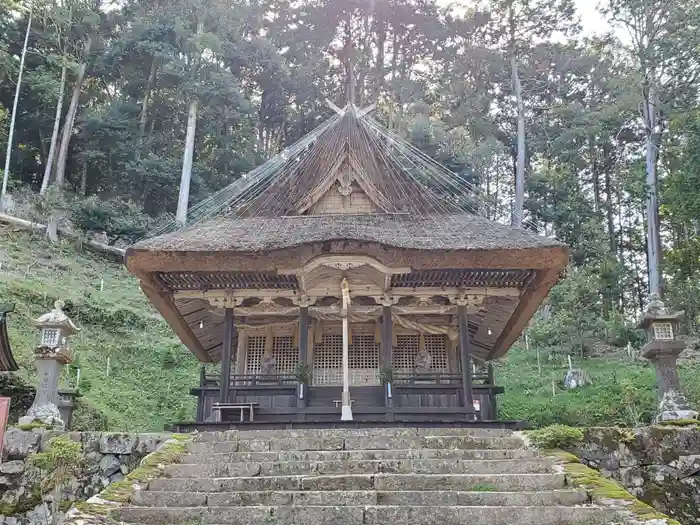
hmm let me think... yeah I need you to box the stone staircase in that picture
[112,428,618,525]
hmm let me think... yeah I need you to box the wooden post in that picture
[381,305,392,378]
[382,304,393,410]
[298,306,309,409]
[219,307,234,404]
[299,306,309,366]
[340,279,353,421]
[458,304,474,420]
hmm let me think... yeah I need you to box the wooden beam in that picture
[126,242,568,275]
[174,286,520,304]
[458,304,475,420]
[140,283,212,363]
[488,267,561,360]
[219,307,234,403]
[381,305,392,381]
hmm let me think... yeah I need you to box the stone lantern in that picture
[19,300,79,429]
[638,293,697,422]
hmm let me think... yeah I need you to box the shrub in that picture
[527,424,584,449]
[71,196,151,245]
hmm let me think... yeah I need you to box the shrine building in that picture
[125,103,568,429]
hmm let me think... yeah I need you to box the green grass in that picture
[0,226,199,431]
[497,343,700,428]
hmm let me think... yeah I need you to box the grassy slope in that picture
[0,225,199,431]
[498,342,700,427]
[3,225,699,431]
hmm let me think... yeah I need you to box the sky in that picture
[576,0,611,35]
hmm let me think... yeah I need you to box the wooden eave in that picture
[127,243,567,364]
[0,307,18,372]
[125,242,568,275]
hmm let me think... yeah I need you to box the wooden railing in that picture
[199,372,297,387]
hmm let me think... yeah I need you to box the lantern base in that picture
[655,390,698,423]
[20,402,65,430]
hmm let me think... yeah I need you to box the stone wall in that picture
[569,426,700,525]
[0,428,169,525]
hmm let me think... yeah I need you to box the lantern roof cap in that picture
[34,300,80,334]
[638,294,684,329]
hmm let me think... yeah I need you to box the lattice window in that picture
[426,334,448,372]
[245,336,265,374]
[393,334,449,374]
[244,336,297,375]
[313,334,342,385]
[393,334,419,374]
[41,328,60,347]
[653,322,674,341]
[274,336,297,373]
[350,334,379,386]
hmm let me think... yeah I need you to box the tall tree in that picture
[607,0,700,298]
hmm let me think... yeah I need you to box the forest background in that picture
[2,0,700,430]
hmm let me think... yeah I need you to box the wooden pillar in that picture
[458,304,474,420]
[381,305,392,378]
[219,307,234,404]
[298,306,309,410]
[299,306,309,366]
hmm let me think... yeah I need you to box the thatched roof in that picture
[134,213,563,253]
[126,104,569,364]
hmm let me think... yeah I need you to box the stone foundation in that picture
[0,428,169,525]
[567,426,700,525]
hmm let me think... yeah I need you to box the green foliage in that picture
[527,425,584,449]
[27,436,85,495]
[294,363,312,385]
[379,366,395,384]
[497,341,673,428]
[0,226,198,431]
[0,373,34,423]
[469,483,498,492]
[70,196,152,245]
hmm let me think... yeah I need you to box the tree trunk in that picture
[511,52,525,228]
[1,6,32,209]
[175,19,204,227]
[40,61,68,194]
[643,87,663,299]
[175,99,198,226]
[374,17,385,100]
[55,34,92,189]
[137,56,158,157]
[79,160,87,196]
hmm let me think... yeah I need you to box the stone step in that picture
[148,472,566,493]
[185,435,523,454]
[164,458,553,478]
[192,427,515,442]
[180,447,539,464]
[131,489,590,508]
[114,505,610,525]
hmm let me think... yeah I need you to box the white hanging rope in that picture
[141,105,553,242]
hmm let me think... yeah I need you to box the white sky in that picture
[440,0,613,36]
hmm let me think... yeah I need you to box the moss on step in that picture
[545,450,681,525]
[69,433,192,522]
[656,419,699,427]
[0,486,43,517]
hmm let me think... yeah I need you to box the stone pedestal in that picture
[643,343,697,422]
[20,348,72,429]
